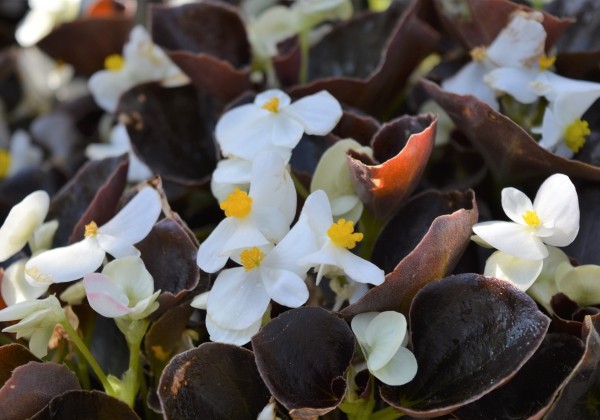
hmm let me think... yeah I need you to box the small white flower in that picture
[297,190,384,286]
[25,186,162,285]
[247,5,299,62]
[351,311,417,386]
[0,295,65,358]
[83,256,160,320]
[472,173,579,261]
[310,139,372,223]
[88,25,189,113]
[197,151,297,273]
[5,129,44,177]
[15,0,80,47]
[215,89,342,161]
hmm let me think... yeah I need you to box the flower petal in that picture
[283,90,343,135]
[501,187,533,225]
[472,221,548,260]
[260,266,308,308]
[484,250,544,291]
[351,312,378,350]
[371,346,418,386]
[205,312,261,346]
[88,70,134,113]
[364,311,406,371]
[222,219,271,253]
[1,259,48,305]
[485,67,539,104]
[83,272,132,318]
[196,218,238,273]
[442,61,499,110]
[556,264,600,307]
[101,256,155,305]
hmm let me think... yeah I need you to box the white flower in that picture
[15,0,80,47]
[472,173,579,260]
[483,251,544,291]
[1,259,49,305]
[0,295,65,358]
[25,186,162,285]
[310,139,372,223]
[85,123,153,182]
[83,256,160,320]
[351,311,417,386]
[88,25,189,113]
[297,190,384,286]
[5,129,44,177]
[527,246,570,312]
[247,5,299,62]
[555,261,600,308]
[197,151,297,273]
[215,89,342,161]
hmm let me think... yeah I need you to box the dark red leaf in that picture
[0,344,40,388]
[31,390,139,419]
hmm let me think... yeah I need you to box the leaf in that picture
[157,343,270,419]
[252,307,354,416]
[31,390,139,419]
[380,274,551,417]
[422,79,600,184]
[0,344,40,388]
[0,361,81,420]
[348,114,436,220]
[341,189,478,318]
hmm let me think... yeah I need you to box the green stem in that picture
[358,207,384,260]
[298,29,310,85]
[370,406,404,420]
[291,171,310,200]
[116,318,151,408]
[60,320,114,395]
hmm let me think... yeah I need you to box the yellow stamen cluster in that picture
[538,54,556,71]
[261,97,280,113]
[220,188,252,218]
[469,46,487,62]
[84,221,99,237]
[327,219,363,249]
[564,119,590,154]
[522,210,541,227]
[240,247,265,271]
[104,54,125,71]
[0,150,10,179]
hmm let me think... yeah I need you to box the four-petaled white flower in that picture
[473,173,579,262]
[351,311,418,386]
[83,256,160,320]
[215,89,342,161]
[197,151,297,273]
[25,186,162,285]
[88,25,189,113]
[0,295,65,358]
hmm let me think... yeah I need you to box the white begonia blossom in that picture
[2,259,49,305]
[472,173,579,261]
[215,89,343,161]
[526,246,570,313]
[88,25,189,113]
[310,139,372,223]
[483,250,544,292]
[297,190,384,286]
[351,311,417,386]
[442,11,546,110]
[197,151,297,273]
[0,295,65,358]
[25,186,162,285]
[85,123,153,182]
[247,5,299,62]
[15,0,80,48]
[83,256,160,320]
[554,262,600,308]
[5,129,44,177]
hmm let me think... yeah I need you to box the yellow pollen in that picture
[84,221,98,237]
[104,54,125,71]
[261,97,280,113]
[469,46,487,62]
[564,119,590,154]
[538,54,556,71]
[327,219,363,249]
[220,188,252,218]
[240,247,265,271]
[522,210,541,227]
[0,150,10,179]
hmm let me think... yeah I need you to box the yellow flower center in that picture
[522,210,541,227]
[327,219,363,249]
[84,221,98,237]
[261,97,280,113]
[240,247,265,271]
[0,150,10,179]
[538,54,556,71]
[220,188,252,218]
[469,46,487,62]
[564,119,590,154]
[104,54,125,71]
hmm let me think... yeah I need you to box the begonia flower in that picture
[197,151,297,273]
[527,246,570,312]
[0,295,65,357]
[472,173,579,261]
[297,190,384,286]
[4,129,44,178]
[310,139,372,223]
[15,0,80,47]
[483,250,544,291]
[25,186,162,285]
[555,262,600,308]
[215,89,342,161]
[351,311,417,386]
[83,256,160,320]
[88,25,189,113]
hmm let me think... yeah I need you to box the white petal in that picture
[260,266,308,308]
[484,250,544,291]
[534,174,579,247]
[372,346,418,386]
[1,259,48,305]
[333,244,384,285]
[269,114,305,148]
[190,291,209,310]
[501,187,533,225]
[0,293,60,322]
[28,325,55,358]
[101,256,154,304]
[255,89,291,108]
[556,264,600,307]
[25,237,106,284]
[485,67,540,104]
[83,272,131,318]
[212,158,253,185]
[472,221,548,260]
[196,218,238,273]
[526,246,569,313]
[550,83,600,123]
[364,311,406,371]
[537,106,563,151]
[88,70,134,113]
[302,190,335,241]
[222,219,271,253]
[0,190,49,262]
[442,62,499,110]
[207,268,271,330]
[351,312,378,349]
[283,91,343,135]
[205,312,261,346]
